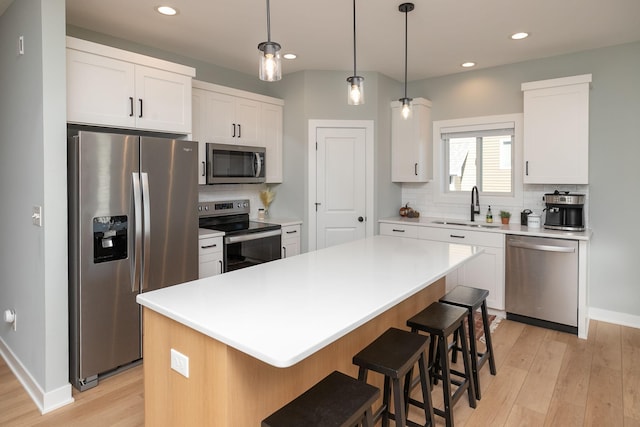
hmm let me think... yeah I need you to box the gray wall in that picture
[0,0,69,397]
[408,41,640,318]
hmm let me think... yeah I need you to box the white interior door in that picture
[315,127,367,249]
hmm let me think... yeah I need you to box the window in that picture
[443,125,514,195]
[433,114,523,206]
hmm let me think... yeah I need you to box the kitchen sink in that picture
[431,220,502,229]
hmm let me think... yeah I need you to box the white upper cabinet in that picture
[192,80,284,185]
[391,97,433,182]
[522,74,591,184]
[207,91,260,146]
[66,37,195,134]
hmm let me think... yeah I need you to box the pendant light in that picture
[258,0,282,82]
[347,0,364,105]
[398,3,414,119]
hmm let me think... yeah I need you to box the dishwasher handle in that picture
[508,240,575,253]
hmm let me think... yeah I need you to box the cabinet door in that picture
[67,49,136,128]
[235,98,261,145]
[458,246,505,310]
[192,89,208,184]
[391,99,432,182]
[523,80,589,184]
[262,103,283,183]
[206,91,236,143]
[135,65,192,133]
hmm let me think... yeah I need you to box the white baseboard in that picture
[0,337,74,414]
[588,307,640,330]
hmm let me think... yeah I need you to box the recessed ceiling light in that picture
[156,6,178,16]
[461,62,476,68]
[283,53,297,60]
[511,32,529,40]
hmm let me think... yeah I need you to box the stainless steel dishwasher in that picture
[505,234,578,334]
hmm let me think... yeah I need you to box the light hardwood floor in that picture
[1,319,639,426]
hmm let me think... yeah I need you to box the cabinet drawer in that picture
[199,236,223,255]
[418,227,504,248]
[281,224,301,242]
[379,223,419,239]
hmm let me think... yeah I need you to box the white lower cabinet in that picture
[199,236,223,278]
[281,225,301,258]
[417,227,505,310]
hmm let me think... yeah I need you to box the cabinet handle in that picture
[138,99,143,118]
[238,124,241,138]
[129,97,134,117]
[526,160,529,176]
[392,229,405,233]
[218,259,223,274]
[201,243,218,249]
[201,161,206,177]
[450,234,466,239]
[282,246,287,258]
[414,163,418,176]
[232,124,236,138]
[286,230,298,234]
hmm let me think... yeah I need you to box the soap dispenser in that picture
[486,205,493,223]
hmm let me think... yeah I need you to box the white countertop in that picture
[198,228,225,238]
[252,217,302,227]
[380,216,592,241]
[137,235,481,368]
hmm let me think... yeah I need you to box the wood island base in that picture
[142,278,445,426]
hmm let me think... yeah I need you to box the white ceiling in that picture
[61,0,640,82]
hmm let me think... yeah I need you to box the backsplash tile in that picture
[401,183,589,226]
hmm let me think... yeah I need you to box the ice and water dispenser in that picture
[93,216,128,263]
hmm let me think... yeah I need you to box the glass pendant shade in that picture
[258,41,282,82]
[347,76,365,105]
[400,97,412,119]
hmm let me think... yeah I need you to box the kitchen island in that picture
[137,235,481,426]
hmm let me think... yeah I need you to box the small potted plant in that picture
[500,210,511,224]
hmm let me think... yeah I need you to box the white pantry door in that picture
[315,127,367,249]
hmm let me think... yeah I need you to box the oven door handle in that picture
[225,229,281,244]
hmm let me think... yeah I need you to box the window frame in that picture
[433,113,523,207]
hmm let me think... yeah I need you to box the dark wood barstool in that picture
[352,327,435,427]
[439,285,497,400]
[261,370,380,427]
[407,302,476,427]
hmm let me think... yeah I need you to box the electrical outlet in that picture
[32,206,42,227]
[170,348,189,378]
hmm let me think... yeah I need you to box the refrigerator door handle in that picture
[141,172,151,291]
[131,173,142,292]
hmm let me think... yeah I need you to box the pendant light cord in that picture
[353,0,357,75]
[403,6,408,98]
[266,0,272,42]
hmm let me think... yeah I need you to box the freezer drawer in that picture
[505,235,578,333]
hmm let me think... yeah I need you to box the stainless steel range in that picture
[198,199,281,272]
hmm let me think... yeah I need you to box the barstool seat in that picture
[407,302,476,427]
[261,370,380,427]
[439,285,497,400]
[353,327,434,427]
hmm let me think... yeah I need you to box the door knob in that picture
[357,216,364,222]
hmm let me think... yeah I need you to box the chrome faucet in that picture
[470,186,480,221]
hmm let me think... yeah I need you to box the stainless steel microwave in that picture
[206,143,266,184]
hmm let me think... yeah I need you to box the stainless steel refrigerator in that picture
[68,129,198,391]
